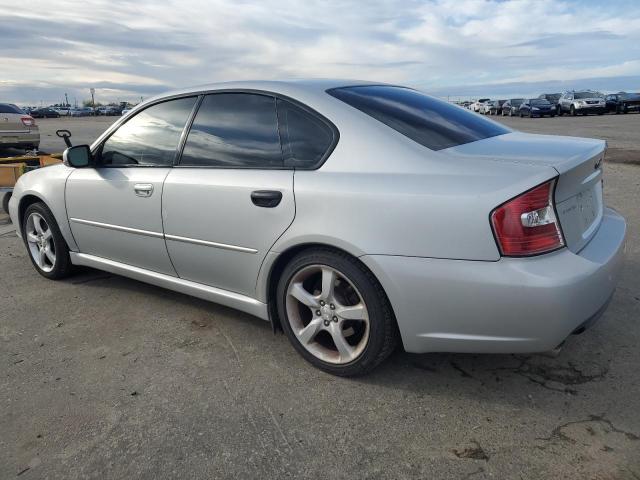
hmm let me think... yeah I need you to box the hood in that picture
[439,131,605,174]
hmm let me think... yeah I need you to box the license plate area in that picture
[576,182,603,238]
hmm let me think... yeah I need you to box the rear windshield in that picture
[0,104,23,114]
[327,86,510,151]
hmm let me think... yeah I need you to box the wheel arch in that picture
[17,192,77,252]
[262,242,397,334]
[17,193,48,236]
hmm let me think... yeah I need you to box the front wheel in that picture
[570,105,576,116]
[22,202,73,280]
[277,248,398,376]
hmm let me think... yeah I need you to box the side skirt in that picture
[70,252,269,320]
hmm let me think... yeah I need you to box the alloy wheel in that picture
[25,212,56,272]
[285,265,370,364]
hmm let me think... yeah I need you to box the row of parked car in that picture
[466,91,640,118]
[24,105,132,118]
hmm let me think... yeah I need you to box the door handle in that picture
[134,183,154,197]
[250,190,282,208]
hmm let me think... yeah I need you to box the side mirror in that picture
[63,145,93,168]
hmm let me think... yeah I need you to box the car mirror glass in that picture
[63,145,93,168]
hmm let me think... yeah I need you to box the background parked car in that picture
[489,100,506,115]
[30,107,60,118]
[605,92,640,114]
[501,98,524,116]
[538,93,561,110]
[519,98,556,118]
[557,91,605,116]
[0,103,39,150]
[97,106,122,116]
[53,107,70,116]
[471,98,490,112]
[69,107,94,117]
[480,101,496,114]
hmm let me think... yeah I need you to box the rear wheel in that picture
[277,248,398,376]
[22,202,73,280]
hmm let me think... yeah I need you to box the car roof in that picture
[144,79,387,104]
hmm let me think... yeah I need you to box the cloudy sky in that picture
[2,0,639,105]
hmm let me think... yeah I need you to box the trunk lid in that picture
[441,131,605,253]
[0,112,31,134]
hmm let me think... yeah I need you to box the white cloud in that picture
[1,0,639,104]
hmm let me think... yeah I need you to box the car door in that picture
[65,96,198,275]
[162,93,336,298]
[161,93,294,297]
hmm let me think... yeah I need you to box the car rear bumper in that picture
[0,131,40,147]
[361,207,626,354]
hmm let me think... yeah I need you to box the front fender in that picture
[9,164,78,251]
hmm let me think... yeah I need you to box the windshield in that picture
[574,92,602,99]
[328,85,510,151]
[0,103,24,114]
[510,99,524,107]
[531,99,550,105]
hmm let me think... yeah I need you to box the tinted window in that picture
[0,104,23,114]
[574,91,601,99]
[276,99,335,168]
[100,97,196,166]
[180,93,282,168]
[328,86,509,151]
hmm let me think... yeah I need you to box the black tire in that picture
[276,247,398,376]
[22,202,73,280]
[551,114,556,118]
[2,192,11,214]
[570,105,576,116]
[508,109,513,117]
[557,106,563,116]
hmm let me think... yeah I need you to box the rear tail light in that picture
[490,178,564,256]
[21,116,36,127]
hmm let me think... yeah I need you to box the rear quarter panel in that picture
[272,116,557,262]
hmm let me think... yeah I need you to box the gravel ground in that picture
[1,114,639,479]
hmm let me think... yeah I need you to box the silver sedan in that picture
[8,80,626,376]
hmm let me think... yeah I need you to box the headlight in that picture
[532,107,539,111]
[577,101,585,105]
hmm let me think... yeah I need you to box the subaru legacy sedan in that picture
[9,80,626,376]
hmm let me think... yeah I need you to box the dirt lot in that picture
[1,115,639,479]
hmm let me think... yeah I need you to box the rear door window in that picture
[276,99,336,169]
[328,86,510,151]
[180,93,282,168]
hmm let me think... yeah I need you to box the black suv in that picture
[605,92,640,114]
